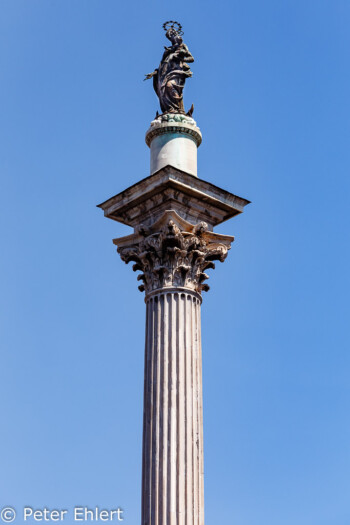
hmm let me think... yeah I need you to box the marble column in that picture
[142,289,203,525]
[97,117,250,525]
[114,212,234,525]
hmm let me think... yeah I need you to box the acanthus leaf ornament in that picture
[114,214,233,296]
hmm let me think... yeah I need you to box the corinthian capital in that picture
[113,211,234,296]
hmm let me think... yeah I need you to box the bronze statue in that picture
[145,21,194,116]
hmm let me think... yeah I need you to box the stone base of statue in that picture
[146,114,202,177]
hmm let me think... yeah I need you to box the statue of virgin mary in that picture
[145,22,194,115]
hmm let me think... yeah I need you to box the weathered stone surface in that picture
[97,165,250,230]
[98,125,249,525]
[142,290,204,525]
[114,210,233,295]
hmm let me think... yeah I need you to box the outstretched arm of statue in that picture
[144,70,158,81]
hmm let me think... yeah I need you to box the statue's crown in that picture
[162,20,184,36]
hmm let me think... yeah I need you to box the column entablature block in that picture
[97,165,250,231]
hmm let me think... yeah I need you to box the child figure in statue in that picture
[145,21,194,115]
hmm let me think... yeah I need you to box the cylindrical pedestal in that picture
[145,115,202,177]
[142,289,204,525]
[149,133,198,177]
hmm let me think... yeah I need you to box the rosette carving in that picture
[115,216,233,295]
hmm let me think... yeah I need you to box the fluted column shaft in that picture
[113,213,234,525]
[141,289,204,525]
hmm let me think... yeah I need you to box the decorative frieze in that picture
[145,114,202,148]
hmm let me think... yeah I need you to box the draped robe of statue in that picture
[146,32,194,114]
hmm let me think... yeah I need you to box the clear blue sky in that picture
[1,1,349,524]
